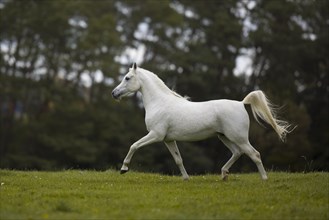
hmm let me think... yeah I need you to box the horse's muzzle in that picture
[111,90,120,100]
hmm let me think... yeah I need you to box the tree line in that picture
[0,0,328,174]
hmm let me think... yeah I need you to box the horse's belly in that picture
[164,124,217,142]
[163,105,220,141]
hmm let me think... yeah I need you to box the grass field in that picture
[0,170,328,220]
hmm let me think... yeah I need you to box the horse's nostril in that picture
[112,90,119,99]
[111,91,116,98]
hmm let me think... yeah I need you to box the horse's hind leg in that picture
[238,142,268,180]
[218,134,242,180]
[165,141,189,180]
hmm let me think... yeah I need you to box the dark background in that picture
[1,0,328,174]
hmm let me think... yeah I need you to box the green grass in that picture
[0,170,328,220]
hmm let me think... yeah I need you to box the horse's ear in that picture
[132,62,137,70]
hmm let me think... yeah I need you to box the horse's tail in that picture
[242,90,293,142]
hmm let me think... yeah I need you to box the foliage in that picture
[0,0,328,172]
[0,170,328,219]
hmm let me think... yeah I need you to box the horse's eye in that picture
[125,76,130,81]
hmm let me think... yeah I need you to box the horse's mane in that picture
[139,68,188,100]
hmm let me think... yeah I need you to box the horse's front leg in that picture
[165,141,189,180]
[120,131,162,174]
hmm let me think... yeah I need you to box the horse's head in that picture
[112,63,141,100]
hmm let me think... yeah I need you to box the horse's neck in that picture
[139,70,172,109]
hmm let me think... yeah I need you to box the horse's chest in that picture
[144,109,168,132]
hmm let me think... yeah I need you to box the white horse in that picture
[112,63,292,180]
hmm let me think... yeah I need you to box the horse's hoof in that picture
[222,171,229,181]
[120,169,128,174]
[183,176,190,181]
